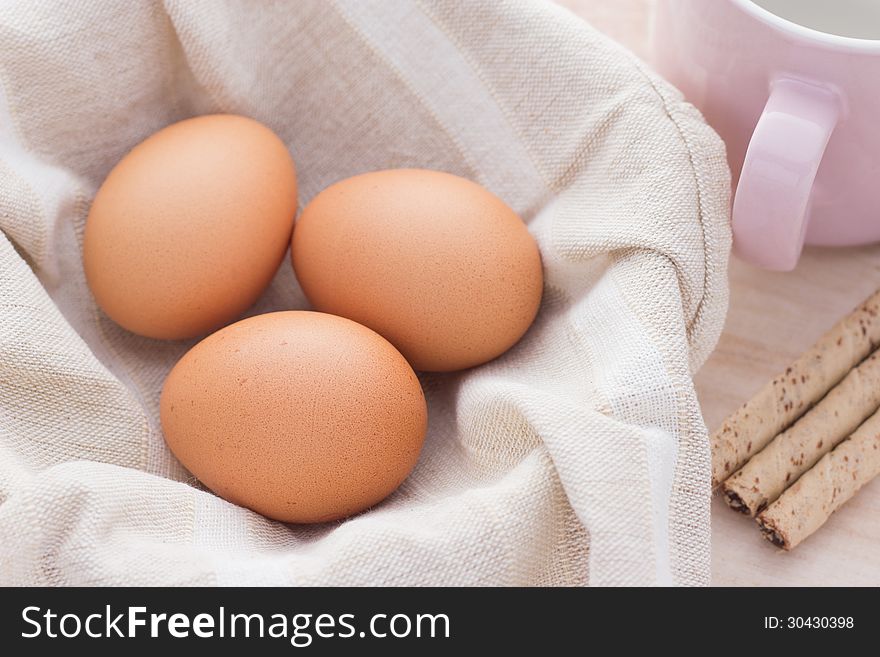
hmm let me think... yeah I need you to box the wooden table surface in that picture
[557,0,880,586]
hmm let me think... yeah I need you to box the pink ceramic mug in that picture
[654,0,880,270]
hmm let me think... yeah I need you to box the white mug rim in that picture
[733,0,880,52]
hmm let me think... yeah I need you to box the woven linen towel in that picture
[0,0,730,586]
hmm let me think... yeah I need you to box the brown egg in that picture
[84,114,297,340]
[160,311,427,523]
[291,169,543,372]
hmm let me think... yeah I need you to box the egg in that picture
[291,169,543,372]
[160,311,427,523]
[83,114,298,340]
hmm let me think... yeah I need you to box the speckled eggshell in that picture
[160,311,427,524]
[84,114,298,340]
[291,169,543,372]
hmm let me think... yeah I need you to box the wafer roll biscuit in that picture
[711,288,880,487]
[757,408,880,550]
[723,349,880,516]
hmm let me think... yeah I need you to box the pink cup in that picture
[654,0,880,270]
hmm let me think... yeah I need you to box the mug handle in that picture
[733,79,839,271]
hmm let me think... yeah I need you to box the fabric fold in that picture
[0,0,730,586]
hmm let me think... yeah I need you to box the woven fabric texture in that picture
[0,0,730,586]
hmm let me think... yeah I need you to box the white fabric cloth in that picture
[0,0,730,586]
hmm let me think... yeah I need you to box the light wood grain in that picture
[702,251,880,586]
[555,0,880,586]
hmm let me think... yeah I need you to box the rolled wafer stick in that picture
[723,348,880,516]
[757,407,880,550]
[711,288,880,487]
